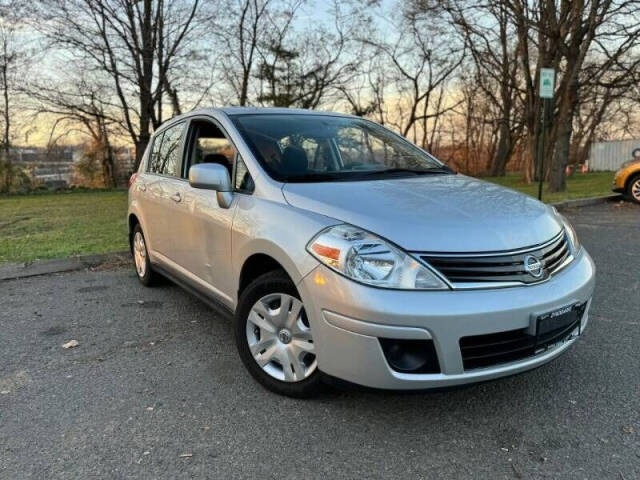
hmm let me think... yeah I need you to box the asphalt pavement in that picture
[1,201,639,479]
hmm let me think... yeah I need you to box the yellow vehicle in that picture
[613,156,640,204]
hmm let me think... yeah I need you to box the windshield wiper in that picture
[284,166,454,183]
[353,166,453,177]
[285,172,346,183]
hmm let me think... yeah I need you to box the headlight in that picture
[559,215,581,254]
[306,224,449,290]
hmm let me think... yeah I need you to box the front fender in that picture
[231,195,339,307]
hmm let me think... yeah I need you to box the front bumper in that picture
[297,249,595,390]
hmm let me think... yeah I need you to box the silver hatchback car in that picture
[128,107,595,397]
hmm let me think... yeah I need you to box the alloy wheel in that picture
[245,293,316,382]
[133,231,147,278]
[632,178,640,201]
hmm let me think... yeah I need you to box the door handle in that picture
[170,192,182,203]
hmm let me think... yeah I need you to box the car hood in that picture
[282,174,563,252]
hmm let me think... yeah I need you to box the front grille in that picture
[459,303,586,370]
[421,232,570,285]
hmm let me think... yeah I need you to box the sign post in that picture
[538,68,555,201]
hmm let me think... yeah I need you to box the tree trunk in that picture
[240,68,249,106]
[549,115,571,192]
[1,62,11,192]
[548,81,576,192]
[491,119,511,176]
[135,0,154,170]
[100,120,116,187]
[135,135,150,169]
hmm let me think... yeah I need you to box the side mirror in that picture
[189,163,233,209]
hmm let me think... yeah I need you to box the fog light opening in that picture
[379,338,440,374]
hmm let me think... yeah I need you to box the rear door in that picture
[143,121,188,261]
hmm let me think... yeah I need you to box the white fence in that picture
[588,139,640,171]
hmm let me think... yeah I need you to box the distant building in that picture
[10,146,79,188]
[588,139,640,171]
[9,145,135,188]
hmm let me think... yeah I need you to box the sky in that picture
[17,0,399,148]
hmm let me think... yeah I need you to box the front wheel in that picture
[234,270,324,397]
[626,174,640,204]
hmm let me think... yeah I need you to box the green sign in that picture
[540,68,555,99]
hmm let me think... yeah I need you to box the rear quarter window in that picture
[148,132,165,174]
[148,122,186,177]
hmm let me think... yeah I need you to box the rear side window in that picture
[148,122,186,177]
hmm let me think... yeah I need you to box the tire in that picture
[131,224,158,286]
[626,174,640,204]
[234,270,324,398]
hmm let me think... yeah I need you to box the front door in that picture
[172,118,243,303]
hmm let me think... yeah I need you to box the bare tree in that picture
[28,72,124,186]
[37,0,202,167]
[426,0,523,175]
[362,7,465,149]
[210,0,358,110]
[209,0,281,106]
[338,55,387,119]
[256,2,356,109]
[504,0,640,191]
[570,57,640,166]
[0,0,31,191]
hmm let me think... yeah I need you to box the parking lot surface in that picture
[1,201,639,479]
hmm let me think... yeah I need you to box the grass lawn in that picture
[0,190,129,264]
[0,172,615,264]
[483,171,614,204]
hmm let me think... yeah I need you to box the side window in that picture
[148,132,165,174]
[234,154,254,193]
[156,122,186,177]
[185,120,236,177]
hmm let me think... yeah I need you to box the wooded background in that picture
[1,0,639,191]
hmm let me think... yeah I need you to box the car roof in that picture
[187,106,356,118]
[153,107,359,136]
[220,107,355,116]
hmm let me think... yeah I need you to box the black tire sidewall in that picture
[234,270,323,398]
[627,175,640,204]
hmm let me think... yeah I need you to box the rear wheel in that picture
[626,174,640,204]
[132,224,158,286]
[234,270,324,397]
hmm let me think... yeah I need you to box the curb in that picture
[0,251,130,281]
[551,193,623,210]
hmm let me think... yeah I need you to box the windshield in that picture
[229,114,451,182]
